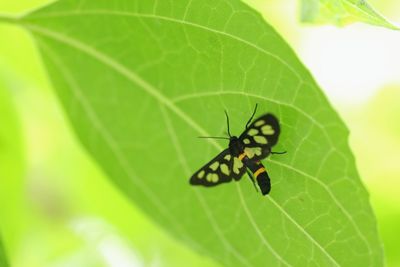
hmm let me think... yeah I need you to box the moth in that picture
[189,104,284,195]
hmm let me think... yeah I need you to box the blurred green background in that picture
[0,0,399,266]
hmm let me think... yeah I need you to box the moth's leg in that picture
[271,150,287,155]
[246,169,259,193]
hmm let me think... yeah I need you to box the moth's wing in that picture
[190,149,246,186]
[228,153,247,181]
[239,113,280,161]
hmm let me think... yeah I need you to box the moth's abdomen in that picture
[248,162,271,195]
[255,168,271,195]
[239,151,271,195]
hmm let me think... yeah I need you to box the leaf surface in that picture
[18,0,383,266]
[300,0,398,29]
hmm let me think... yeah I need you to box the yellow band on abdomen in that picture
[238,152,246,161]
[254,167,266,178]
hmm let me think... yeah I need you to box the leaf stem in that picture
[0,14,19,25]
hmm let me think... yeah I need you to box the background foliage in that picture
[300,0,398,29]
[0,0,399,266]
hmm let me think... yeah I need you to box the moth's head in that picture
[229,136,238,141]
[228,136,240,147]
[228,136,243,156]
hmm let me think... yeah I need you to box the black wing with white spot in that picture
[239,113,280,161]
[190,149,246,187]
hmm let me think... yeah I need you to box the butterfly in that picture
[189,104,284,195]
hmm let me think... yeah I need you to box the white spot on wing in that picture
[261,125,275,135]
[254,147,262,156]
[254,120,265,127]
[248,128,259,136]
[244,147,255,158]
[233,157,243,174]
[254,135,268,144]
[198,170,205,179]
[220,164,230,175]
[207,173,219,183]
[209,161,219,171]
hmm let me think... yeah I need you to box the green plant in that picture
[1,0,394,266]
[300,0,399,29]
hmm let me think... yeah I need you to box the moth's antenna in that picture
[245,103,258,129]
[198,136,230,140]
[224,110,232,137]
[271,151,287,155]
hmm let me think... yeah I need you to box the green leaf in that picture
[14,0,383,266]
[300,0,399,30]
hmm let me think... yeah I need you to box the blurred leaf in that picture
[0,71,25,266]
[11,0,384,266]
[365,86,400,137]
[342,86,400,267]
[0,237,9,267]
[300,0,399,30]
